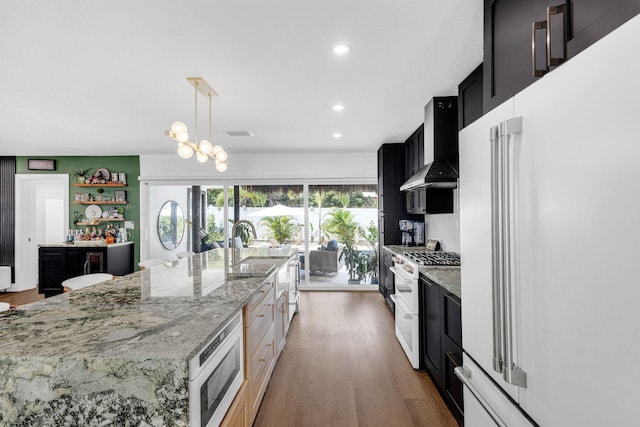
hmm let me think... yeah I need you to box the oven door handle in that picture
[389,294,413,319]
[389,266,413,284]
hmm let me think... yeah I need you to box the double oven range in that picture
[390,250,460,369]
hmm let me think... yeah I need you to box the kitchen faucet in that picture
[231,220,257,265]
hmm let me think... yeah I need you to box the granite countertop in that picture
[0,246,297,426]
[383,245,461,298]
[38,241,134,248]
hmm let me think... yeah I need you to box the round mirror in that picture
[157,200,185,250]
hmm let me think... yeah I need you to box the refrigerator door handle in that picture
[490,125,504,374]
[455,366,507,427]
[501,117,527,388]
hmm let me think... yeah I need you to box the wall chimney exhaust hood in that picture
[400,97,458,192]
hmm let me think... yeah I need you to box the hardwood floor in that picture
[254,291,458,427]
[0,288,44,307]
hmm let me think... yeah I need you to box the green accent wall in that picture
[16,156,141,270]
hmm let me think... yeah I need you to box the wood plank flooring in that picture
[0,288,43,307]
[254,291,457,427]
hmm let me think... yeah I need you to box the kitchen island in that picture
[0,246,297,426]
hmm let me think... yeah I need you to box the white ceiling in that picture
[0,1,483,157]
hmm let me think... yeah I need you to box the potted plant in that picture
[322,208,366,283]
[71,168,92,183]
[96,187,105,201]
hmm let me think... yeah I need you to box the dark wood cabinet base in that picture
[38,243,134,296]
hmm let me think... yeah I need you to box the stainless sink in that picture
[227,258,278,279]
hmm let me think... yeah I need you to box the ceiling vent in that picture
[225,131,253,137]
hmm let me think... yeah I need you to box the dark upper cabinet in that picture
[567,0,640,57]
[484,0,640,112]
[483,0,548,112]
[458,64,484,130]
[404,125,426,215]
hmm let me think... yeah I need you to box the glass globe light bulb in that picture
[212,144,223,154]
[199,139,213,154]
[216,150,228,162]
[175,130,189,143]
[177,143,194,159]
[171,121,188,134]
[196,152,209,163]
[216,161,228,172]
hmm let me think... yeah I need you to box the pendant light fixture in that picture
[166,77,228,172]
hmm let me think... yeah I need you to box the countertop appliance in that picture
[458,16,640,426]
[389,253,421,369]
[189,312,244,427]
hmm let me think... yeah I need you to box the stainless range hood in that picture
[400,97,458,191]
[400,161,458,191]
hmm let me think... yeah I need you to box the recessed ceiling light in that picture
[225,131,253,137]
[332,104,344,112]
[333,44,350,55]
[333,133,342,139]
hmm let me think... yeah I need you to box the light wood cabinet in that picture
[243,275,276,425]
[220,381,249,427]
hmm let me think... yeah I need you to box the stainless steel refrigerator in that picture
[458,15,640,426]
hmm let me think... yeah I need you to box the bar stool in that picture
[62,273,113,291]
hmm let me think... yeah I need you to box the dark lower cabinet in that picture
[420,274,463,426]
[38,248,67,297]
[421,276,442,380]
[442,336,464,425]
[38,243,134,297]
[381,249,395,312]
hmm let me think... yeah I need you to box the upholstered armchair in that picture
[308,240,343,274]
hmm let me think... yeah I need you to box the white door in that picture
[14,174,68,291]
[459,98,522,402]
[512,15,640,426]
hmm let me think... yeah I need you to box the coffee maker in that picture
[399,220,415,246]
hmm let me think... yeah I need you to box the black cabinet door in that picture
[420,277,442,386]
[484,0,547,112]
[458,64,484,130]
[568,0,640,57]
[441,335,464,425]
[38,248,66,296]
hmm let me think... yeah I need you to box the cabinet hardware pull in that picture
[547,4,567,67]
[532,20,548,77]
[455,367,507,427]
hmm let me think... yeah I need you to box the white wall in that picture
[140,151,377,182]
[149,185,189,260]
[423,188,460,253]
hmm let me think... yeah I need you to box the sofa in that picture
[308,240,343,274]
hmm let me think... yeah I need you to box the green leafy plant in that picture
[321,208,363,246]
[71,168,92,183]
[259,216,297,244]
[228,220,255,246]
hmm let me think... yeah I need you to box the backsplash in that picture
[425,212,460,253]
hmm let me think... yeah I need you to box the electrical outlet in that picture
[125,221,135,229]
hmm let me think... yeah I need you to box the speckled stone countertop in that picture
[38,241,134,248]
[383,245,461,298]
[0,246,296,427]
